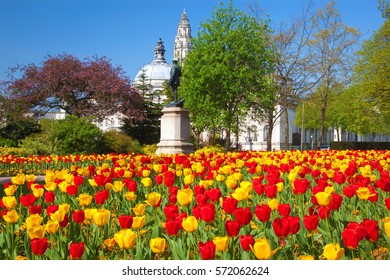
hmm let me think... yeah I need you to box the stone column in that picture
[156,106,194,155]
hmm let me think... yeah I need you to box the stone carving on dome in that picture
[154,38,166,62]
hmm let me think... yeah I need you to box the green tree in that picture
[122,69,162,145]
[50,115,106,155]
[180,1,276,150]
[350,16,390,134]
[308,1,361,148]
[0,118,41,146]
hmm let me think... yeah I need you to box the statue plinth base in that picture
[156,106,194,155]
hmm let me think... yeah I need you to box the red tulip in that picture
[255,204,271,222]
[287,216,300,235]
[165,220,181,236]
[239,234,255,251]
[46,205,59,218]
[265,184,277,198]
[29,205,43,215]
[329,193,343,210]
[72,209,85,224]
[198,241,216,260]
[222,197,238,214]
[154,175,163,185]
[20,194,36,207]
[66,184,78,196]
[272,217,290,238]
[278,204,291,217]
[342,228,359,249]
[233,207,253,226]
[94,189,110,205]
[31,238,49,256]
[163,204,179,220]
[385,198,390,210]
[205,188,222,202]
[363,219,379,242]
[60,214,69,227]
[332,171,346,185]
[346,222,367,242]
[44,191,55,204]
[343,185,356,198]
[303,214,319,231]
[118,214,133,229]
[69,242,85,259]
[124,179,137,192]
[318,206,331,219]
[225,220,241,237]
[293,179,310,195]
[199,203,215,223]
[196,194,208,206]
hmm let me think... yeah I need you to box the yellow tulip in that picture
[132,215,146,229]
[133,204,147,216]
[58,181,69,193]
[182,216,198,232]
[59,204,70,214]
[315,192,332,206]
[26,214,43,229]
[114,229,137,250]
[177,188,193,206]
[276,182,284,192]
[251,238,276,260]
[231,187,248,201]
[233,172,242,181]
[298,255,314,260]
[142,169,151,177]
[11,174,25,185]
[225,177,237,189]
[268,199,279,210]
[27,225,46,239]
[84,208,97,220]
[4,185,18,196]
[322,243,345,260]
[77,193,93,206]
[44,181,57,191]
[45,171,57,183]
[2,196,17,208]
[50,210,66,223]
[125,191,137,201]
[25,174,36,182]
[145,192,161,207]
[32,187,44,198]
[3,210,19,223]
[88,178,98,187]
[141,177,152,188]
[45,220,60,234]
[356,187,373,200]
[149,237,166,254]
[93,209,110,227]
[222,165,232,175]
[112,181,125,192]
[384,218,390,238]
[153,164,162,173]
[184,174,195,185]
[213,236,229,252]
[216,174,225,182]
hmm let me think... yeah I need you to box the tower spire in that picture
[174,9,192,65]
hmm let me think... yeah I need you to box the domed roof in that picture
[134,38,172,82]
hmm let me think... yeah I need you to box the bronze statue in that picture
[167,59,183,107]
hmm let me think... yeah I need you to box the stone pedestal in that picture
[156,106,194,155]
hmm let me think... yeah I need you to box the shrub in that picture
[103,130,143,154]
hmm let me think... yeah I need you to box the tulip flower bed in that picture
[1,149,390,260]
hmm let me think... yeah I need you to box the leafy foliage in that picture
[180,1,276,150]
[103,130,142,154]
[0,118,41,144]
[1,54,145,122]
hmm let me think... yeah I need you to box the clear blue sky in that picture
[0,0,385,83]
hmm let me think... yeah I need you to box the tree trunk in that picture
[284,106,289,150]
[267,109,274,151]
[225,127,231,151]
[317,105,326,149]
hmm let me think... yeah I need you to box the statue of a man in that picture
[167,59,182,105]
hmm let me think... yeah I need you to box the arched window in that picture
[251,125,258,141]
